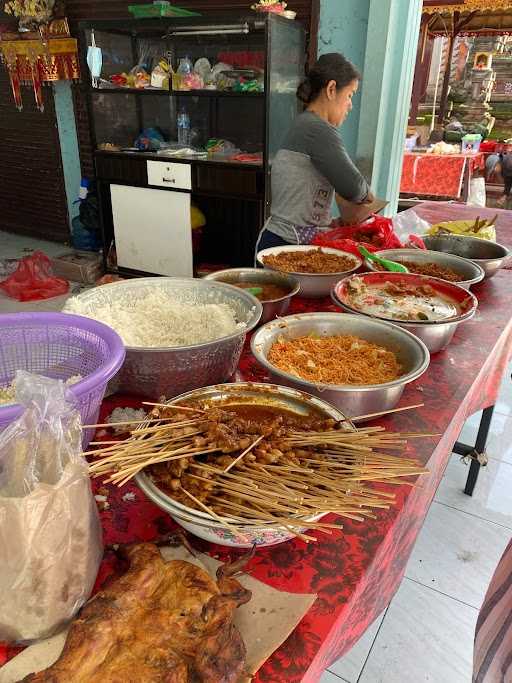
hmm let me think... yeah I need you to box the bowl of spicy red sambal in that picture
[204,268,300,324]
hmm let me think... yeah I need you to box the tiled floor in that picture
[322,374,512,682]
[1,231,511,683]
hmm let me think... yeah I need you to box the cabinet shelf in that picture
[81,12,304,269]
[91,87,264,98]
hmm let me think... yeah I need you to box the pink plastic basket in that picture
[0,312,125,447]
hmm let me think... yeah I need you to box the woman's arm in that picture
[309,122,371,203]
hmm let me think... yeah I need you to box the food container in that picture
[0,313,125,448]
[428,219,496,242]
[204,268,300,325]
[63,278,262,398]
[332,272,478,354]
[135,383,346,547]
[422,234,510,279]
[461,133,482,153]
[251,313,429,418]
[257,245,362,298]
[365,249,485,290]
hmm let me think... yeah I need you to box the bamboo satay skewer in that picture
[193,473,397,513]
[351,403,425,422]
[85,402,431,530]
[131,423,204,436]
[192,469,397,514]
[142,401,206,414]
[89,443,219,478]
[82,416,199,429]
[85,431,171,457]
[211,498,329,529]
[214,491,374,523]
[106,448,220,485]
[87,437,176,467]
[187,475,307,514]
[236,469,401,508]
[211,500,342,535]
[223,434,265,473]
[87,431,195,459]
[190,480,311,517]
[179,487,248,540]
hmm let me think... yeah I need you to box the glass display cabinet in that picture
[79,13,305,274]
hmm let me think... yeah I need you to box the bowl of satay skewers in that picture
[88,383,430,547]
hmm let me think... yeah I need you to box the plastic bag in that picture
[129,65,150,89]
[134,127,168,151]
[467,176,487,208]
[0,372,102,643]
[0,251,69,302]
[392,211,431,249]
[312,215,403,256]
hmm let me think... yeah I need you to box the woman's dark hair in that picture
[297,53,360,104]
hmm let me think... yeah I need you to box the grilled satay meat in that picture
[22,543,251,683]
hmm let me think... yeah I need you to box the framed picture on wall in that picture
[474,52,492,70]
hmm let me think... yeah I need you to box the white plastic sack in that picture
[0,372,102,643]
[467,176,487,208]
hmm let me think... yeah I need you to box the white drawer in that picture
[146,160,192,190]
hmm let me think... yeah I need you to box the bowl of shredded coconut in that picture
[64,277,262,398]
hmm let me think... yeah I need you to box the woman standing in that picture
[255,52,373,256]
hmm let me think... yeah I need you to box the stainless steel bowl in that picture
[204,268,300,325]
[256,245,362,298]
[422,234,510,279]
[135,383,346,547]
[64,277,262,398]
[365,249,485,290]
[251,313,430,419]
[332,273,478,354]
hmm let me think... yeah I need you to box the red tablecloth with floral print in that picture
[2,203,512,682]
[400,152,485,198]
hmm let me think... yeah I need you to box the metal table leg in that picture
[452,405,494,497]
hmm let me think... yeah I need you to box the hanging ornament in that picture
[0,18,80,111]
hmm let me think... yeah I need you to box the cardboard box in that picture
[50,251,104,285]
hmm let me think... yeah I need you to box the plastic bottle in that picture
[177,56,193,77]
[176,56,193,90]
[177,107,190,146]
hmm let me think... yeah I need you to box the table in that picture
[2,202,512,682]
[411,202,512,496]
[400,152,485,200]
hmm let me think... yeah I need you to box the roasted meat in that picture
[22,543,251,683]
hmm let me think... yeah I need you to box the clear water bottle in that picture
[175,56,193,91]
[177,107,190,146]
[177,56,193,78]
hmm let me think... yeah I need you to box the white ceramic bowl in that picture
[257,245,362,298]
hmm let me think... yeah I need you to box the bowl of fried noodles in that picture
[251,312,430,418]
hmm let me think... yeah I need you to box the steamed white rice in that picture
[65,291,245,348]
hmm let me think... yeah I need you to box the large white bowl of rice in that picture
[64,277,262,398]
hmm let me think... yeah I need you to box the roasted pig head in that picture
[22,542,252,683]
